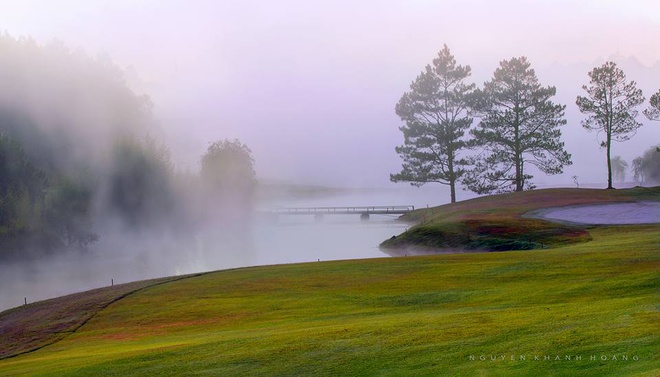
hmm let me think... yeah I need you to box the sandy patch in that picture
[526,201,660,225]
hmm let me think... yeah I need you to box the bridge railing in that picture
[268,205,415,215]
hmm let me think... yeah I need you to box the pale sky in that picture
[1,0,659,188]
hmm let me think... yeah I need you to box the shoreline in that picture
[524,201,660,226]
[380,245,486,257]
[379,189,660,256]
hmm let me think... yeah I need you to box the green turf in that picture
[0,188,658,376]
[381,187,659,252]
[0,276,193,360]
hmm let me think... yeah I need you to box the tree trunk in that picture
[514,107,523,191]
[516,157,523,191]
[450,181,456,203]
[606,85,614,189]
[448,146,456,203]
[606,134,613,189]
[514,148,523,192]
[607,120,614,189]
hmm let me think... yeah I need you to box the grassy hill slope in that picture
[0,276,191,360]
[381,186,659,252]
[0,188,658,376]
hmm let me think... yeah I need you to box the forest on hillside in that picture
[0,34,254,260]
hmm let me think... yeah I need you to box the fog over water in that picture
[0,186,458,311]
[1,1,659,311]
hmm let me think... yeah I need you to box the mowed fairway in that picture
[0,191,659,376]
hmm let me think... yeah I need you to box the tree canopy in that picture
[644,89,660,121]
[0,34,261,260]
[576,61,645,189]
[391,45,475,203]
[201,139,256,199]
[465,57,571,194]
[107,136,175,229]
[632,145,660,184]
[610,156,628,183]
[0,34,172,258]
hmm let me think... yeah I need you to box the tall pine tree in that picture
[391,45,475,203]
[466,57,571,193]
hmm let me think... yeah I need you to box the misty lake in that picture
[0,185,470,312]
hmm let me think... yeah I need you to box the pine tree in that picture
[644,89,660,121]
[466,57,571,194]
[391,45,476,203]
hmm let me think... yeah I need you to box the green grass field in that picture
[381,186,659,252]
[0,188,658,376]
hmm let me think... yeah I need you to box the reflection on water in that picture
[0,185,461,311]
[252,216,409,266]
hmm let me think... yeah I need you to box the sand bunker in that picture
[528,201,660,225]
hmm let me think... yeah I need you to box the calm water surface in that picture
[0,185,463,311]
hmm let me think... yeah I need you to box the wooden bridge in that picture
[264,205,415,221]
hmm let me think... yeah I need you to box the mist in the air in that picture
[1,0,659,310]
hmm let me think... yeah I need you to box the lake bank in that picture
[380,186,660,255]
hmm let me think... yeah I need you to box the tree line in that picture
[0,34,255,260]
[392,45,660,202]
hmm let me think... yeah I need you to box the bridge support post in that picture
[315,214,324,222]
[360,213,370,221]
